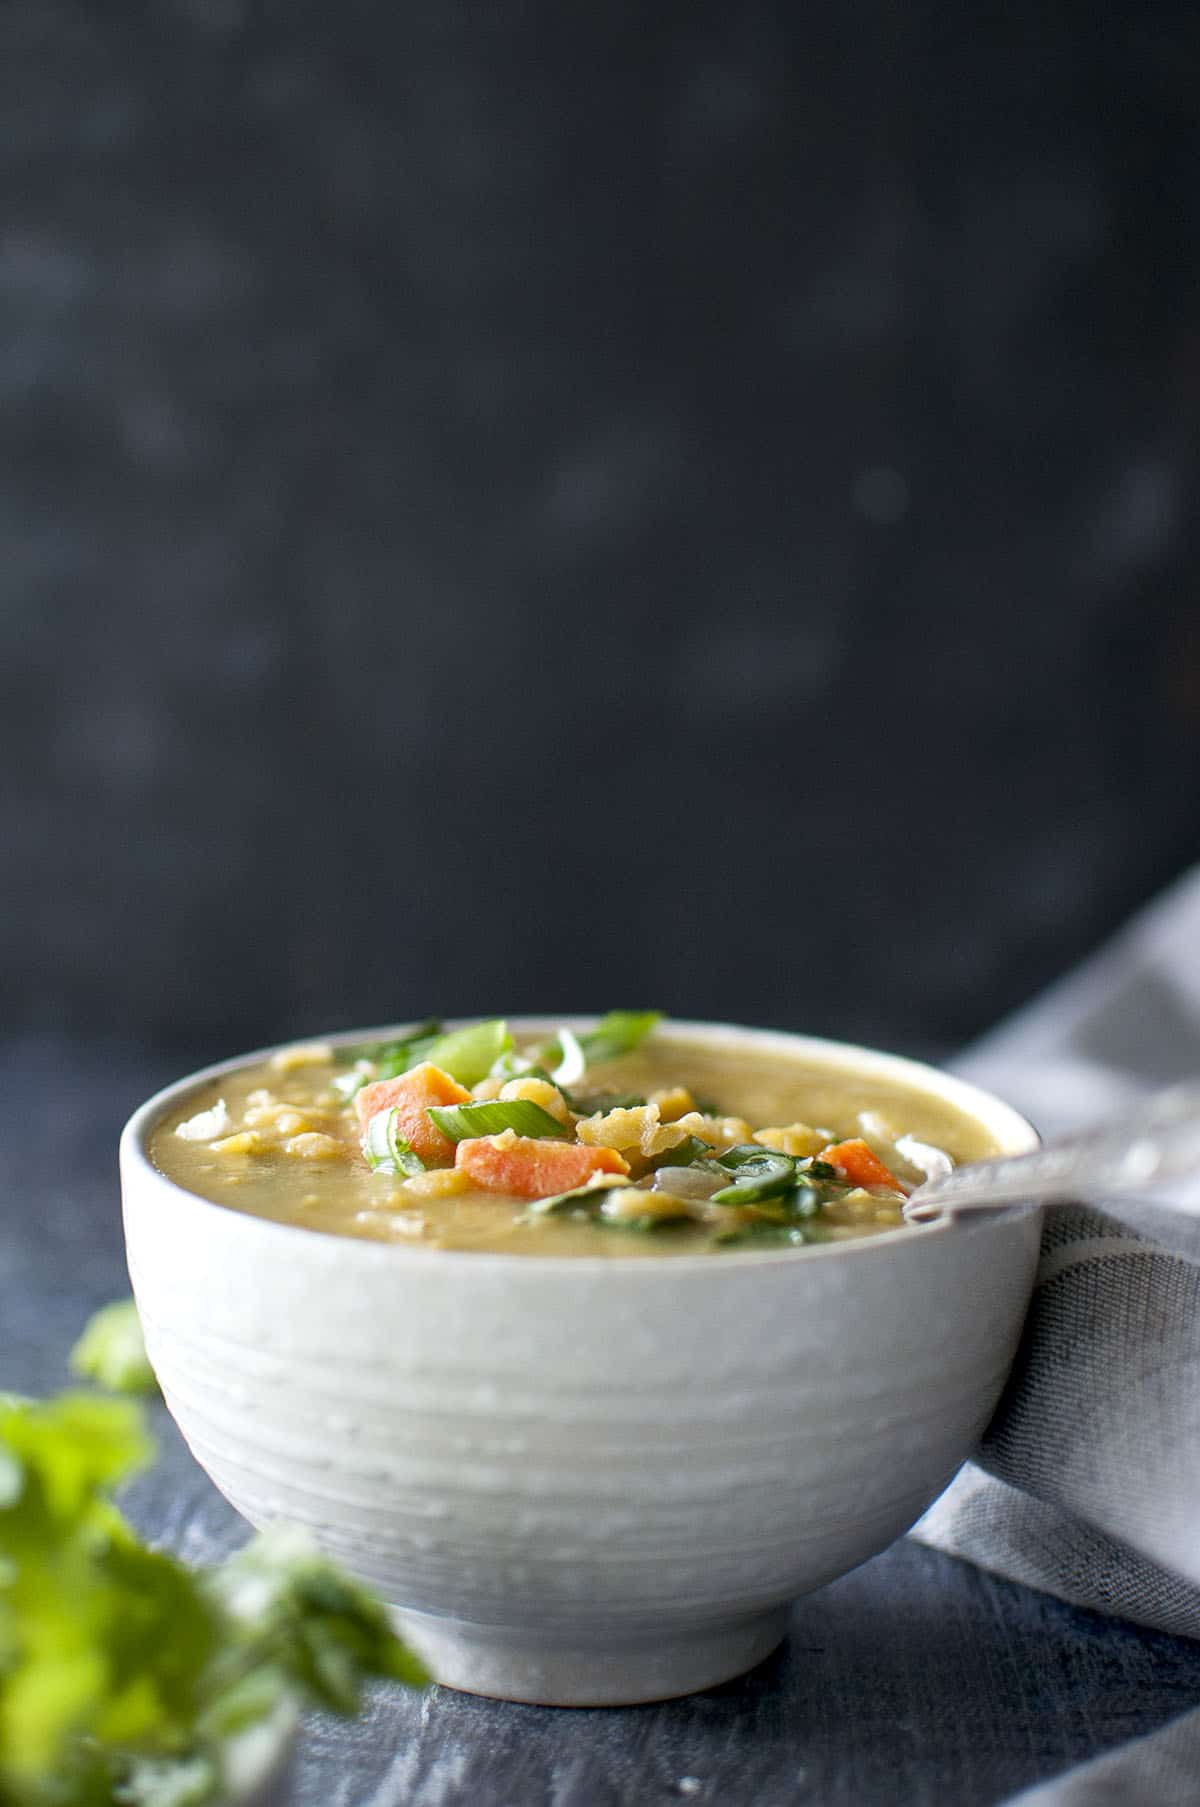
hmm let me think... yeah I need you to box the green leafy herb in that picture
[69,1302,157,1398]
[0,1389,427,1807]
[361,1109,425,1178]
[527,1185,690,1234]
[524,1182,615,1217]
[427,1100,568,1142]
[335,1018,514,1100]
[787,1183,823,1218]
[711,1220,832,1249]
[424,1020,512,1087]
[570,1092,647,1116]
[333,1019,445,1102]
[577,1011,662,1065]
[369,1019,444,1071]
[201,1525,429,1710]
[710,1147,798,1207]
[649,1135,712,1170]
[595,1212,694,1235]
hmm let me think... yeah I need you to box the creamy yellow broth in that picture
[149,1028,1000,1257]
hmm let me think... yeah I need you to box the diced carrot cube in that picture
[455,1135,630,1199]
[818,1138,906,1193]
[355,1062,471,1166]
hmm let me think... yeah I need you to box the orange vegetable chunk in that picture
[818,1137,906,1193]
[456,1135,630,1199]
[355,1062,471,1166]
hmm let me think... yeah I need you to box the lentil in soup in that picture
[150,1014,1000,1256]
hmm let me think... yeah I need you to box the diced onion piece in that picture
[175,1100,231,1142]
[549,1026,586,1088]
[650,1164,725,1201]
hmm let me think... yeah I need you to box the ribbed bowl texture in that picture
[122,1022,1041,1704]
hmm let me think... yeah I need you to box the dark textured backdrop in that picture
[4,0,1199,1060]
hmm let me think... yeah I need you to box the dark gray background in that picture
[3,0,1199,1061]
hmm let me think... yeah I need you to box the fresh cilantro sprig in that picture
[0,1391,427,1807]
[70,1302,157,1397]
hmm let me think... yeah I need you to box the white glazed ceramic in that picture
[121,1020,1041,1706]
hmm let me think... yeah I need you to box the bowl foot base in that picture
[390,1603,791,1706]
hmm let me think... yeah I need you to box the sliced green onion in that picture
[788,1183,822,1218]
[596,1211,689,1234]
[573,1091,648,1115]
[525,1181,617,1217]
[548,1026,586,1088]
[650,1134,712,1170]
[714,1143,779,1169]
[425,1019,512,1087]
[362,1109,426,1177]
[712,1220,831,1248]
[711,1148,798,1206]
[371,1019,444,1070]
[427,1099,568,1142]
[578,1010,662,1064]
[799,1158,839,1184]
[334,1019,444,1101]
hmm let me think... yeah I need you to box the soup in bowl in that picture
[122,1016,1039,1704]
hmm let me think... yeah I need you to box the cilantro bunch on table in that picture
[0,1388,427,1807]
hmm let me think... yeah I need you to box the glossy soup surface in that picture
[149,1025,1001,1257]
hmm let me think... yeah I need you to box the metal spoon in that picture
[903,1083,1200,1223]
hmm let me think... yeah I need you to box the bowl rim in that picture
[121,1016,1040,1276]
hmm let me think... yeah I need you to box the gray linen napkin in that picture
[911,866,1200,1804]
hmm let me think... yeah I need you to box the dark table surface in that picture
[6,1032,1200,1807]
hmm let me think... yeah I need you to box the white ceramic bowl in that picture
[121,1020,1040,1706]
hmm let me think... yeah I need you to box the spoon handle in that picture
[904,1083,1200,1222]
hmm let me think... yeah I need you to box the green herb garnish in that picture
[333,1018,445,1101]
[69,1300,157,1397]
[571,1092,648,1115]
[595,1211,693,1235]
[649,1135,712,1170]
[712,1220,832,1249]
[524,1182,615,1217]
[0,1391,426,1807]
[710,1146,798,1206]
[427,1100,568,1142]
[362,1108,425,1177]
[526,1185,689,1233]
[424,1019,512,1087]
[577,1011,662,1065]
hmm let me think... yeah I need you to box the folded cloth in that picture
[912,867,1200,1803]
